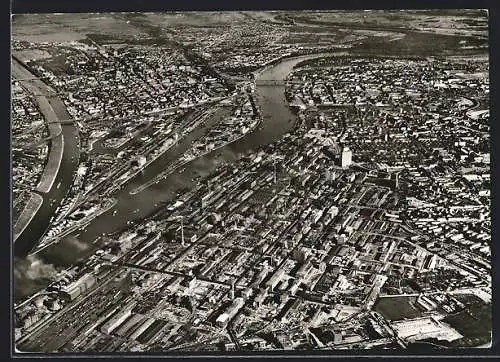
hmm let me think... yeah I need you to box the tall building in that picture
[341,147,352,169]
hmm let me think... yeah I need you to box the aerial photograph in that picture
[11,10,492,353]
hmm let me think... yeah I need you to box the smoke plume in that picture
[14,255,58,301]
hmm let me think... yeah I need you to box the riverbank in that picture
[13,58,81,257]
[32,197,118,255]
[13,193,43,241]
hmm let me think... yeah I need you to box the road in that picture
[227,326,242,350]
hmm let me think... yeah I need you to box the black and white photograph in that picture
[10,6,494,355]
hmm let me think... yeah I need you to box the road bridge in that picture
[255,80,286,86]
[44,119,75,125]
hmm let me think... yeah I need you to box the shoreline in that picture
[13,192,44,241]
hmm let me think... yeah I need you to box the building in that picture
[216,297,245,327]
[59,273,97,301]
[266,268,286,291]
[100,302,135,334]
[423,254,438,270]
[341,147,352,169]
[136,156,147,168]
[416,295,437,312]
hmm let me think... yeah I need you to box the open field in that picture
[284,10,488,37]
[12,11,488,58]
[12,13,148,43]
[352,30,487,57]
[131,11,250,28]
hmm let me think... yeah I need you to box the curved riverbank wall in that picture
[12,56,79,253]
[35,106,64,194]
[12,58,65,194]
[12,60,64,245]
[13,193,44,241]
